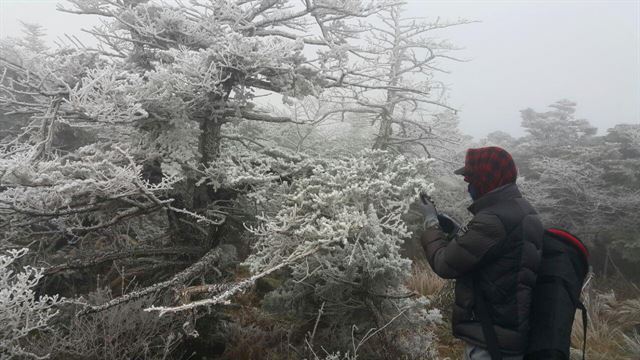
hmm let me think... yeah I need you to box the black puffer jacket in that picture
[421,183,543,355]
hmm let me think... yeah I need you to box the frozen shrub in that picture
[45,288,186,360]
[0,248,62,359]
[211,148,442,356]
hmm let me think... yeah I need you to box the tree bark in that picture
[372,7,402,151]
[199,115,224,166]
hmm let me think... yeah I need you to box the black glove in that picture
[437,213,461,235]
[417,192,439,228]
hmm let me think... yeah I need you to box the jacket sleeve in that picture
[421,213,506,279]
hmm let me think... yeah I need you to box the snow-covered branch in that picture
[0,248,62,359]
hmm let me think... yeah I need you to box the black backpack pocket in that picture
[525,229,589,360]
[525,276,577,360]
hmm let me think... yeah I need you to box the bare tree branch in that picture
[45,246,204,276]
[79,245,236,315]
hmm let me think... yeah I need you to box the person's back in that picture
[417,146,544,359]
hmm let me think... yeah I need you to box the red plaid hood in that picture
[461,146,517,197]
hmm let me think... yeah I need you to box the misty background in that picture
[2,1,640,359]
[1,0,638,138]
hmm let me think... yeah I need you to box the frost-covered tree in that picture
[480,130,518,151]
[206,147,442,357]
[0,248,61,359]
[0,1,470,357]
[230,95,377,157]
[520,99,597,150]
[505,101,640,268]
[323,4,469,154]
[0,0,397,355]
[597,124,640,263]
[0,0,386,290]
[516,102,637,232]
[18,22,48,54]
[0,22,51,140]
[53,0,386,164]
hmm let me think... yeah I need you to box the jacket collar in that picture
[467,182,522,215]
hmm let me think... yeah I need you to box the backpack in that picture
[474,228,590,360]
[525,228,590,360]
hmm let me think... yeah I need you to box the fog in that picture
[1,2,639,359]
[2,0,638,138]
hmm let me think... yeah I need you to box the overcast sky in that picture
[1,0,639,138]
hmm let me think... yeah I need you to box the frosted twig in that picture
[307,301,325,349]
[354,307,408,354]
[79,245,235,315]
[144,243,325,316]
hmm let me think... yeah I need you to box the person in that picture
[417,146,544,360]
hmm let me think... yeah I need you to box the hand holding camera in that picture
[418,192,462,235]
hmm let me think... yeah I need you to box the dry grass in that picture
[570,284,640,360]
[406,261,447,299]
[612,297,640,329]
[220,286,301,360]
[406,261,463,359]
[622,331,640,358]
[433,320,465,360]
[221,301,299,360]
[571,291,625,359]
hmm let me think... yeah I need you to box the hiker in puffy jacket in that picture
[418,146,544,360]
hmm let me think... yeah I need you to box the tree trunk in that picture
[372,7,401,151]
[164,113,225,247]
[373,110,394,150]
[199,115,224,166]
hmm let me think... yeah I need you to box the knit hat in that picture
[454,146,518,198]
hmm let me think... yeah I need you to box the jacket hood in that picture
[461,146,518,198]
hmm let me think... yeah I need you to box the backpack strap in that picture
[577,301,588,360]
[473,275,502,360]
[549,276,588,360]
[560,277,588,360]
